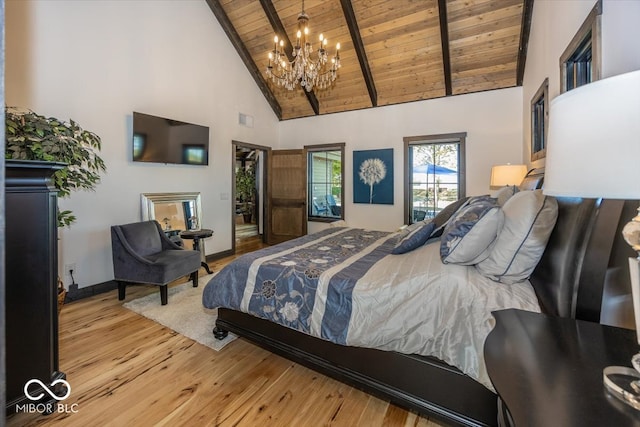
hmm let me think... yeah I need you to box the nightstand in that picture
[485,309,640,427]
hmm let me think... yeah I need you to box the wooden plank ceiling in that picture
[207,0,533,120]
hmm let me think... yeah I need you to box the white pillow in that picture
[476,190,558,284]
[440,198,504,265]
[494,185,519,206]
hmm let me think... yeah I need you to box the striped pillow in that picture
[440,198,503,265]
[392,222,436,254]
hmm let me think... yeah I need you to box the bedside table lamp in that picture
[490,164,527,189]
[543,69,640,409]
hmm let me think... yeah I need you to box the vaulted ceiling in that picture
[206,0,533,121]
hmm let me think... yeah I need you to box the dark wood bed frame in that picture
[214,170,635,427]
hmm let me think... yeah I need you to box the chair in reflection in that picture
[413,209,427,222]
[326,194,341,216]
[313,197,329,216]
[111,220,201,305]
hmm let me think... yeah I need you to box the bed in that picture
[202,170,618,427]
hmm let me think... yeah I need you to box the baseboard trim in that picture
[66,280,118,303]
[206,248,234,262]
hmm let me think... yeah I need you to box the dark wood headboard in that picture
[522,167,598,318]
[526,168,636,323]
[529,196,599,317]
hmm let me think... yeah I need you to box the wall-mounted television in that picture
[132,112,209,165]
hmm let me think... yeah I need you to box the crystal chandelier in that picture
[266,0,341,92]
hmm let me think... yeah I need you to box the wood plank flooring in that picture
[7,236,446,427]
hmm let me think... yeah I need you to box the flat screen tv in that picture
[132,112,209,165]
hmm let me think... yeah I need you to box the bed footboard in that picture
[216,308,497,427]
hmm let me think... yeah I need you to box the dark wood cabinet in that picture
[5,160,66,413]
[485,309,640,427]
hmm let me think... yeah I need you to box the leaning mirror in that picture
[141,192,202,232]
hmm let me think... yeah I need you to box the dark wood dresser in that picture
[485,309,640,426]
[5,160,67,413]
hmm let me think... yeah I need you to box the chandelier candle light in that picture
[266,1,341,91]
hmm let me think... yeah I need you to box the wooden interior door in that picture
[267,149,307,245]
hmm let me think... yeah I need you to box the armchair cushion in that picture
[118,221,163,257]
[144,250,201,284]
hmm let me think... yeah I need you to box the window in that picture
[182,145,207,165]
[306,143,345,222]
[133,133,146,159]
[565,37,593,91]
[404,133,466,224]
[531,78,548,161]
[560,1,601,92]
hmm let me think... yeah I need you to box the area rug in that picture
[123,274,237,351]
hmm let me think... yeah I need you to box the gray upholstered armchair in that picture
[111,220,201,305]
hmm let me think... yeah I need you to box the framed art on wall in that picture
[353,148,394,204]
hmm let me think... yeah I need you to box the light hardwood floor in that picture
[8,236,445,427]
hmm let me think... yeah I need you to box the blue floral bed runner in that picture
[202,227,395,344]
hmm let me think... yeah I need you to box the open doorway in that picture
[233,141,269,252]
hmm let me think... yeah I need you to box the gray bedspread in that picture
[202,226,541,390]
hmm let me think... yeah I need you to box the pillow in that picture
[440,199,504,265]
[476,190,558,284]
[430,196,471,238]
[494,185,520,206]
[392,222,436,254]
[404,219,429,232]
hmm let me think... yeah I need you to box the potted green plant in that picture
[5,107,106,227]
[235,164,255,223]
[6,107,107,313]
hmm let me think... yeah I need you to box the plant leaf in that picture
[5,106,106,228]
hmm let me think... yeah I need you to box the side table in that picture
[485,308,640,427]
[163,229,183,247]
[180,229,213,274]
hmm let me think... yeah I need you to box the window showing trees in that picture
[404,133,466,224]
[307,144,344,221]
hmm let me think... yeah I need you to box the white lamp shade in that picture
[490,164,527,187]
[544,70,640,199]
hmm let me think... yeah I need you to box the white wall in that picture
[601,0,640,78]
[279,88,524,233]
[5,0,279,289]
[522,0,640,168]
[6,0,530,288]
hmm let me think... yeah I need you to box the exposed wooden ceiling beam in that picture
[340,0,377,107]
[259,0,320,116]
[205,0,282,120]
[517,0,535,86]
[208,0,531,120]
[437,0,453,96]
